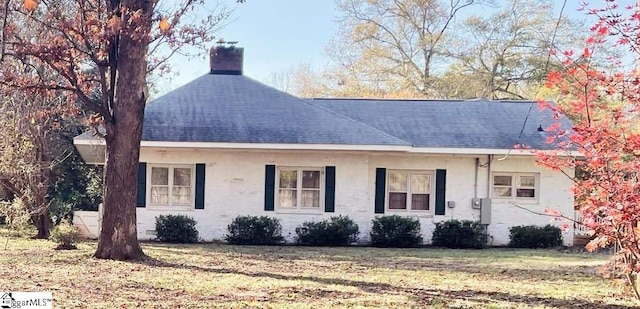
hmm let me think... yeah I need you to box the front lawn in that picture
[0,237,635,308]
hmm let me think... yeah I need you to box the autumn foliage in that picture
[539,1,640,299]
[0,0,229,260]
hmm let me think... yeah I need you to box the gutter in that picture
[74,137,580,156]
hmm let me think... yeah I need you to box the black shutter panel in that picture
[325,166,336,212]
[136,162,147,207]
[264,165,276,211]
[195,164,206,209]
[374,168,386,214]
[435,169,447,215]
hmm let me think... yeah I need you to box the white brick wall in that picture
[132,148,574,246]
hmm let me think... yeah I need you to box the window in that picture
[387,170,432,211]
[493,173,538,200]
[277,167,323,210]
[149,165,194,207]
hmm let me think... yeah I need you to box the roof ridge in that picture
[303,98,412,146]
[309,97,466,102]
[245,77,413,146]
[310,98,540,103]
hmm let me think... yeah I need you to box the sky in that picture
[159,0,638,92]
[162,0,337,91]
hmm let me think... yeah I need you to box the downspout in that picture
[474,158,479,199]
[485,154,493,245]
[486,154,492,197]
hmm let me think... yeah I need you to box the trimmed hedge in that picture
[155,215,199,243]
[370,215,423,247]
[431,219,485,249]
[226,215,284,245]
[508,225,563,248]
[295,215,359,246]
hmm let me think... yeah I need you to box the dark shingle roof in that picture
[307,98,571,150]
[96,72,572,151]
[142,75,408,146]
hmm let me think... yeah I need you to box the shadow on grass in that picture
[141,242,605,262]
[131,256,629,309]
[142,243,601,283]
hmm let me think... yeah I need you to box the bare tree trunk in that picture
[94,132,144,259]
[93,0,153,260]
[31,213,51,239]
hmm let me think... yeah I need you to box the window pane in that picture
[150,186,168,204]
[494,175,512,186]
[172,186,191,205]
[516,188,536,198]
[151,167,169,185]
[279,170,297,189]
[493,187,512,197]
[302,171,320,189]
[301,190,320,208]
[389,172,407,191]
[519,176,535,187]
[279,189,296,207]
[411,194,429,210]
[411,174,430,193]
[174,168,191,186]
[389,192,407,209]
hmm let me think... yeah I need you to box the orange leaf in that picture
[159,17,170,32]
[108,16,121,32]
[24,0,38,11]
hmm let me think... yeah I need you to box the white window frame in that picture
[275,166,324,212]
[492,172,539,202]
[386,170,434,214]
[147,164,195,209]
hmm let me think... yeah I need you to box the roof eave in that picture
[74,138,581,157]
[408,147,581,157]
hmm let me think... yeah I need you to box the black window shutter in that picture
[136,162,147,207]
[264,165,276,211]
[195,164,206,209]
[325,166,336,212]
[374,168,386,214]
[435,169,447,215]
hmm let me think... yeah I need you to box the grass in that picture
[0,237,637,308]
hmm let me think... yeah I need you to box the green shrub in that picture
[295,215,359,246]
[226,216,285,245]
[155,215,199,243]
[370,215,423,247]
[50,221,79,250]
[508,225,563,248]
[431,220,485,249]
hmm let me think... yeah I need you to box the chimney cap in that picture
[216,38,238,46]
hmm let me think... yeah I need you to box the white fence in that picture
[73,204,102,239]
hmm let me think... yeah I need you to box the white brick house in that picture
[74,46,575,246]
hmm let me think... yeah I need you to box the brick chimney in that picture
[210,43,243,75]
